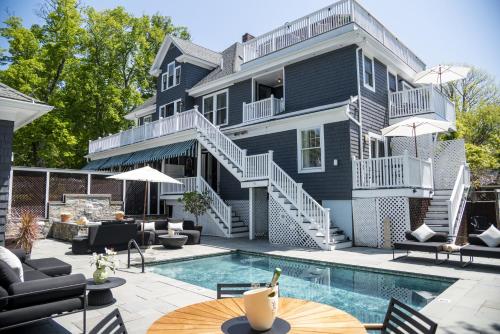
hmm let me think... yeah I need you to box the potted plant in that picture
[90,248,118,284]
[60,211,72,223]
[15,211,40,255]
[179,191,211,226]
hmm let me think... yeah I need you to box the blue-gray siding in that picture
[0,120,14,245]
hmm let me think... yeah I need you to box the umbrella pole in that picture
[142,181,148,246]
[413,125,418,158]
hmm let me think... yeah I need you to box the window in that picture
[388,72,397,93]
[143,115,153,124]
[298,126,324,173]
[368,132,386,158]
[363,55,375,91]
[161,61,181,91]
[402,81,412,91]
[159,99,182,118]
[202,90,228,126]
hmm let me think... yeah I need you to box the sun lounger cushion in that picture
[24,258,72,277]
[411,224,436,242]
[393,241,444,253]
[477,225,500,247]
[461,244,500,259]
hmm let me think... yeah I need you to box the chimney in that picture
[242,33,255,43]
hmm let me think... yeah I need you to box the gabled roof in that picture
[125,95,156,120]
[192,43,243,89]
[0,83,47,105]
[149,35,222,76]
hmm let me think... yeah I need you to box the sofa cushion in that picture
[169,222,183,231]
[183,220,196,230]
[478,225,500,247]
[154,220,168,230]
[0,286,8,309]
[469,234,487,246]
[142,222,156,231]
[24,258,71,276]
[0,260,21,289]
[461,244,500,259]
[411,224,436,242]
[23,270,50,281]
[0,247,23,282]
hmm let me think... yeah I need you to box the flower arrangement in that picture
[90,248,119,284]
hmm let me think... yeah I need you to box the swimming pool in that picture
[149,252,454,323]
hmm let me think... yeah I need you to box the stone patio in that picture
[6,237,500,334]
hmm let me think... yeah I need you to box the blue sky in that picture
[1,0,500,81]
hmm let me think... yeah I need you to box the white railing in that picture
[161,177,197,195]
[447,165,470,237]
[243,96,284,123]
[389,85,455,122]
[352,154,433,190]
[244,153,270,180]
[270,161,330,243]
[242,0,425,72]
[197,177,232,235]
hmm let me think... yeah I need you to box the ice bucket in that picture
[243,285,279,331]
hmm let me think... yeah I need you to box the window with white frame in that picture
[363,55,375,91]
[161,61,181,91]
[298,126,324,173]
[388,72,397,93]
[159,99,182,118]
[142,114,153,124]
[367,132,386,158]
[202,90,228,126]
[402,81,412,91]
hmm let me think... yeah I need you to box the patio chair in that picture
[393,231,448,264]
[364,298,437,334]
[216,283,270,299]
[89,309,127,334]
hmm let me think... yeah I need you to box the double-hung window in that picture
[202,90,228,126]
[298,126,324,173]
[159,99,182,118]
[161,61,181,91]
[363,55,375,91]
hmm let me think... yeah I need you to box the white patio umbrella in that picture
[381,117,452,157]
[107,166,182,245]
[414,65,470,87]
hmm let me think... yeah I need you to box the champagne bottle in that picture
[268,268,282,297]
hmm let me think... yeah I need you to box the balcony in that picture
[243,96,284,123]
[161,177,197,195]
[352,155,433,191]
[389,85,455,123]
[242,0,425,72]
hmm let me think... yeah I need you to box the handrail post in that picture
[127,239,144,273]
[270,94,275,116]
[325,208,331,244]
[403,151,410,187]
[297,183,303,213]
[242,102,247,122]
[228,207,232,236]
[268,150,274,179]
[242,149,248,180]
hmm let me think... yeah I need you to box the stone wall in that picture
[48,194,123,223]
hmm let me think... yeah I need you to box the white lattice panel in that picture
[227,200,249,226]
[268,195,319,249]
[391,135,434,160]
[432,139,466,189]
[252,189,269,237]
[352,198,378,247]
[376,197,410,247]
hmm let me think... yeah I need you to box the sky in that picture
[1,0,500,81]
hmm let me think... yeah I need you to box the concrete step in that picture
[434,189,452,196]
[231,226,249,233]
[331,234,346,242]
[428,206,448,212]
[432,195,450,201]
[329,241,353,250]
[424,219,448,225]
[232,222,246,228]
[426,212,448,219]
[230,232,249,238]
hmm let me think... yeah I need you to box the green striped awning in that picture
[100,153,134,169]
[82,158,109,170]
[124,140,196,166]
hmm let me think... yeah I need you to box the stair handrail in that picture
[447,164,471,237]
[197,176,232,235]
[270,161,330,243]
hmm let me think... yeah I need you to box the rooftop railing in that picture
[242,0,425,72]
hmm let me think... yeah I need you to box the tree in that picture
[179,191,211,226]
[0,0,190,168]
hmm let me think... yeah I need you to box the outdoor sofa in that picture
[72,220,138,254]
[460,234,500,267]
[138,219,202,246]
[0,249,86,332]
[393,231,448,264]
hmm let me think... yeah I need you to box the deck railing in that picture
[447,165,470,237]
[242,96,284,123]
[242,0,425,72]
[161,177,197,195]
[389,85,455,122]
[352,154,433,190]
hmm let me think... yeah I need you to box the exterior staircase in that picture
[207,207,249,238]
[424,189,452,233]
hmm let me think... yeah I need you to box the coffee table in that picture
[86,277,126,307]
[158,235,188,249]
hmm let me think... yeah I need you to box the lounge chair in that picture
[364,298,437,334]
[393,231,448,264]
[460,234,500,267]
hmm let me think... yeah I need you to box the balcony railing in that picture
[352,154,433,190]
[242,0,425,72]
[89,109,198,154]
[389,85,455,122]
[161,177,197,195]
[242,96,284,123]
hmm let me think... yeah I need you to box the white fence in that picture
[352,155,433,190]
[243,96,284,123]
[242,0,425,72]
[389,85,455,122]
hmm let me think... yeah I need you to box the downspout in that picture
[354,44,364,160]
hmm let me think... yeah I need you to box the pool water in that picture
[149,252,454,323]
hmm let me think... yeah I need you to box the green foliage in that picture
[178,191,211,225]
[0,0,189,168]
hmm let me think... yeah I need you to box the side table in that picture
[86,277,126,307]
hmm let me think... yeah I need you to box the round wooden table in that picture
[147,297,368,334]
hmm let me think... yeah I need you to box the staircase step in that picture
[331,234,346,242]
[231,226,249,233]
[432,195,450,200]
[434,190,452,196]
[230,232,249,238]
[426,212,448,219]
[232,222,246,228]
[329,241,353,250]
[231,216,241,222]
[428,206,448,212]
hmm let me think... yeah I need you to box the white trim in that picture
[387,70,397,93]
[124,104,155,120]
[297,124,325,174]
[202,89,229,126]
[0,98,54,131]
[12,166,115,175]
[367,132,387,158]
[362,53,375,92]
[175,54,218,70]
[159,98,182,118]
[402,81,412,91]
[142,114,153,124]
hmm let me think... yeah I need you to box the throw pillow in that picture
[169,222,184,231]
[478,225,500,247]
[411,224,436,242]
[142,222,156,231]
[0,247,24,282]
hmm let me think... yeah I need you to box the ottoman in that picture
[179,230,201,245]
[24,258,72,276]
[72,236,89,255]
